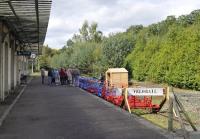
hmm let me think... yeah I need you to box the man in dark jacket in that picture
[59,68,66,85]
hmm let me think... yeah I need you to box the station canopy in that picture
[0,0,52,54]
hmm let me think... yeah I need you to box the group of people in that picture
[40,68,80,86]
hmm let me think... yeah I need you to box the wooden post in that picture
[166,86,170,101]
[168,93,173,132]
[120,88,131,113]
[158,87,168,111]
[31,59,34,74]
[120,88,125,108]
[124,88,131,113]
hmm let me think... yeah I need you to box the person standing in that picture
[64,68,68,85]
[41,68,45,84]
[59,68,66,85]
[48,68,52,85]
[74,69,80,87]
[51,69,56,85]
[71,69,75,86]
[55,69,60,85]
[67,68,72,85]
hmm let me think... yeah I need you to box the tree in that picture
[79,20,89,41]
[49,9,200,90]
[76,20,103,43]
[66,39,74,47]
[89,22,103,42]
[102,32,135,68]
[38,45,57,69]
[125,10,200,90]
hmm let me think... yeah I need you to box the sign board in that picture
[111,88,122,96]
[30,53,36,59]
[17,51,31,56]
[127,88,164,96]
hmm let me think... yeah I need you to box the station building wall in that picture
[0,21,29,101]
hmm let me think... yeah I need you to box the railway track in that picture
[158,112,191,126]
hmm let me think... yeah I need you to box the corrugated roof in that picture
[0,0,52,54]
[106,68,128,73]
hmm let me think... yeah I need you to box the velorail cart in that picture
[79,68,167,113]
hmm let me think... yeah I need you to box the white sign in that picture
[127,88,164,96]
[111,88,122,96]
[30,54,36,59]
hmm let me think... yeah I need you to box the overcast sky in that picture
[44,0,200,49]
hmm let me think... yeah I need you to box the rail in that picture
[168,87,198,139]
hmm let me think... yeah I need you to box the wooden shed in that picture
[105,68,128,88]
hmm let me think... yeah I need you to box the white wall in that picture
[11,39,16,90]
[14,48,17,87]
[0,21,3,100]
[0,22,30,101]
[0,23,17,101]
[3,35,10,98]
[0,35,5,101]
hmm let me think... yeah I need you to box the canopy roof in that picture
[0,0,52,54]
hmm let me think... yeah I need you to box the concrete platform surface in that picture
[0,77,169,139]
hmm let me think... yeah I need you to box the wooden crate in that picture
[106,68,128,88]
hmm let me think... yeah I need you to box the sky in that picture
[44,0,200,49]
